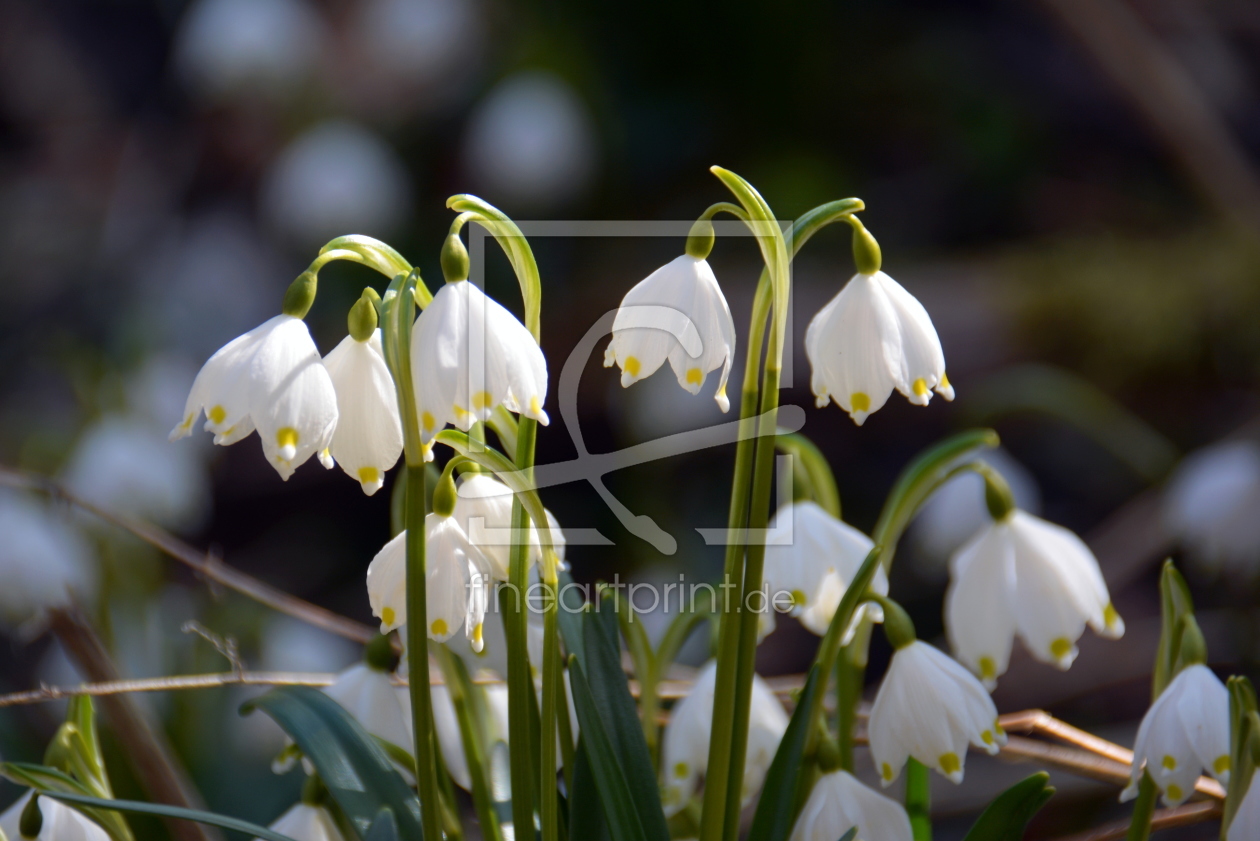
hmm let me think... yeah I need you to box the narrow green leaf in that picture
[568,736,609,841]
[35,790,297,841]
[961,772,1054,841]
[567,657,650,841]
[241,686,423,841]
[363,808,399,841]
[747,665,823,841]
[0,763,133,841]
[838,830,857,841]
[582,607,670,840]
[556,569,586,660]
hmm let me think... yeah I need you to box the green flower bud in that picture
[364,633,397,672]
[20,793,43,840]
[301,772,329,807]
[282,271,318,318]
[1175,614,1208,668]
[979,464,1016,522]
[685,217,715,259]
[348,295,379,343]
[874,595,916,650]
[848,216,882,275]
[432,464,458,517]
[441,234,470,284]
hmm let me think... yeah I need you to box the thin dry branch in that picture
[1054,799,1221,841]
[0,466,376,644]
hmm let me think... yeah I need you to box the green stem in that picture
[775,433,841,519]
[906,759,931,841]
[616,593,660,764]
[834,620,871,772]
[505,419,539,839]
[1125,773,1157,841]
[540,563,562,841]
[437,645,503,841]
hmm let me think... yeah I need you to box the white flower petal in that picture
[876,272,946,405]
[1228,773,1260,841]
[323,663,411,752]
[366,531,408,631]
[1,790,114,841]
[789,771,913,841]
[945,524,1017,688]
[323,331,403,495]
[266,803,345,841]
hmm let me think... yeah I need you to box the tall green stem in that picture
[505,418,539,839]
[906,759,932,841]
[437,646,503,841]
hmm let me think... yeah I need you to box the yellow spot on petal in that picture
[208,405,227,425]
[790,589,807,608]
[939,753,961,776]
[881,763,894,781]
[431,618,449,637]
[473,391,493,410]
[1166,784,1182,802]
[686,367,703,385]
[912,378,928,397]
[180,413,193,429]
[979,656,996,681]
[850,392,871,412]
[276,427,299,451]
[674,762,688,778]
[1162,755,1177,771]
[981,730,993,745]
[473,623,484,647]
[359,467,380,486]
[940,373,951,389]
[422,411,436,431]
[1104,603,1121,629]
[453,405,471,419]
[381,607,396,627]
[1050,637,1073,661]
[994,717,1005,736]
[624,356,641,377]
[1215,755,1231,775]
[530,396,543,416]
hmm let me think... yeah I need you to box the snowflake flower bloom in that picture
[452,472,565,581]
[604,254,736,412]
[945,509,1124,689]
[170,314,338,479]
[323,663,412,753]
[322,329,403,495]
[868,640,1005,786]
[0,791,112,841]
[263,803,345,841]
[1120,664,1230,806]
[365,515,494,646]
[409,278,548,445]
[660,659,788,815]
[763,501,885,637]
[1228,772,1260,841]
[789,770,913,841]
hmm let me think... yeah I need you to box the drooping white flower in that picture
[0,491,96,626]
[1164,440,1260,577]
[1120,664,1230,807]
[604,255,736,412]
[789,770,913,841]
[660,659,788,816]
[366,516,493,646]
[452,473,566,581]
[1228,772,1260,841]
[323,330,403,495]
[323,663,412,752]
[410,280,548,445]
[261,803,345,841]
[0,791,112,841]
[805,271,951,425]
[170,314,338,480]
[868,640,1005,786]
[945,510,1124,689]
[763,501,885,637]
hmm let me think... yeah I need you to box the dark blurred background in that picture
[2,0,1260,837]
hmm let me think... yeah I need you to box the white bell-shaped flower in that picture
[433,680,511,791]
[410,279,548,445]
[323,663,412,752]
[1228,772,1260,841]
[604,255,736,412]
[1164,440,1260,577]
[322,330,403,495]
[171,314,338,479]
[805,244,951,425]
[1120,664,1230,806]
[868,640,1005,786]
[0,791,112,841]
[0,491,96,626]
[660,659,788,816]
[365,515,493,645]
[945,510,1124,689]
[789,770,913,841]
[262,803,345,841]
[452,473,567,582]
[763,501,885,637]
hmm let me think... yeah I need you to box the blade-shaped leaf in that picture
[568,735,609,841]
[567,657,650,841]
[747,665,823,841]
[1,762,133,841]
[961,772,1054,841]
[581,606,669,840]
[363,808,399,841]
[34,789,297,841]
[241,686,423,841]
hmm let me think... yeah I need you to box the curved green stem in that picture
[315,236,432,308]
[446,195,542,340]
[775,433,841,519]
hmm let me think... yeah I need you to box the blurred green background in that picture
[1,0,1260,837]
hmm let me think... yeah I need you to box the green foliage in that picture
[960,772,1055,841]
[746,666,823,841]
[35,790,299,841]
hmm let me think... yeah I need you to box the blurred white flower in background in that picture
[262,121,412,247]
[261,616,359,675]
[0,490,95,628]
[463,71,597,210]
[264,802,345,841]
[126,356,203,433]
[789,770,913,841]
[910,448,1040,574]
[1163,439,1260,577]
[174,0,324,102]
[1,791,112,841]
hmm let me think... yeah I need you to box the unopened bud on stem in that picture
[20,794,43,840]
[282,271,318,318]
[685,217,715,259]
[847,216,882,275]
[441,234,470,284]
